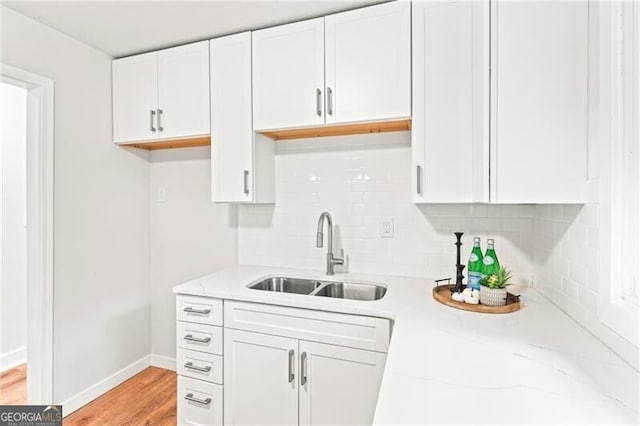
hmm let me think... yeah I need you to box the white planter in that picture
[480,286,507,306]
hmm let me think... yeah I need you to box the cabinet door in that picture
[112,52,158,143]
[325,1,410,125]
[157,41,210,139]
[224,329,298,425]
[210,33,254,202]
[299,341,387,426]
[491,1,588,203]
[412,1,489,203]
[252,18,325,131]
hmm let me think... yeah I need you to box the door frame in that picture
[0,63,54,404]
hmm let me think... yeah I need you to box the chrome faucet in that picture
[316,212,344,275]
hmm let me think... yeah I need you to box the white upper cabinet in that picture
[157,41,210,140]
[252,1,411,132]
[491,1,588,203]
[211,33,275,204]
[112,52,158,143]
[112,41,210,144]
[412,0,489,203]
[412,0,588,204]
[325,1,411,125]
[252,18,325,131]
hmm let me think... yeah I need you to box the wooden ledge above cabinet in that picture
[257,119,411,141]
[119,135,211,150]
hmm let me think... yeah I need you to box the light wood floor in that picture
[0,363,27,405]
[65,367,176,425]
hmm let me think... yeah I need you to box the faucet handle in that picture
[331,249,345,265]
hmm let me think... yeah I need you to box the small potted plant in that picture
[479,266,512,306]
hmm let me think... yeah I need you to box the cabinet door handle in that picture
[184,334,211,344]
[416,165,423,195]
[157,109,164,132]
[243,170,249,195]
[316,88,322,117]
[327,87,333,116]
[184,362,212,373]
[150,110,156,132]
[300,352,307,386]
[183,307,211,315]
[288,349,295,383]
[184,393,211,405]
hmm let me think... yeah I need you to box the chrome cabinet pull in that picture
[327,87,333,116]
[288,349,295,383]
[316,88,322,117]
[183,307,211,315]
[243,170,249,195]
[184,393,211,405]
[300,352,308,386]
[184,362,211,373]
[157,109,164,132]
[416,165,423,195]
[150,110,156,132]
[184,334,211,344]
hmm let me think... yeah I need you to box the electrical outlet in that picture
[157,187,167,203]
[380,218,394,238]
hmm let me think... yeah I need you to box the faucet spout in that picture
[315,212,343,275]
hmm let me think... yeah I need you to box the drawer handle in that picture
[184,334,211,344]
[184,393,211,406]
[184,362,211,373]
[183,307,211,315]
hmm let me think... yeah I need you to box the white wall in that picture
[149,147,237,363]
[1,6,151,403]
[0,82,28,371]
[239,132,535,284]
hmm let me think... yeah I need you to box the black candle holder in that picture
[452,232,465,294]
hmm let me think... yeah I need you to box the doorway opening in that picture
[0,64,54,405]
[0,81,28,404]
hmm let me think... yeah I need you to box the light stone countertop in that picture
[173,265,639,424]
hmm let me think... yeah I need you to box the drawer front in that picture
[224,301,390,352]
[177,321,223,355]
[177,295,223,326]
[178,348,223,384]
[178,376,223,426]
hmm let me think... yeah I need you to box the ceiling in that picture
[3,0,381,58]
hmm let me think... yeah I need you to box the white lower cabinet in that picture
[177,297,390,426]
[223,329,299,425]
[299,341,387,426]
[223,301,389,425]
[178,375,223,425]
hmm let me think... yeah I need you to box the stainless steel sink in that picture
[312,282,387,301]
[248,277,322,295]
[247,276,387,301]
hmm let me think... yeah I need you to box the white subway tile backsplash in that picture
[238,133,534,284]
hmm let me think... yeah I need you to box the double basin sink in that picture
[248,276,387,301]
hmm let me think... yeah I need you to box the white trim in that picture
[0,346,27,373]
[599,1,640,348]
[60,355,151,415]
[150,354,176,371]
[0,63,55,404]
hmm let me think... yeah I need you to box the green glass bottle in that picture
[467,237,484,290]
[482,238,501,278]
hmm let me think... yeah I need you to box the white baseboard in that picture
[150,354,176,371]
[61,354,151,415]
[0,346,27,373]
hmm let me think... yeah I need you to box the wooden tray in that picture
[432,284,521,314]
